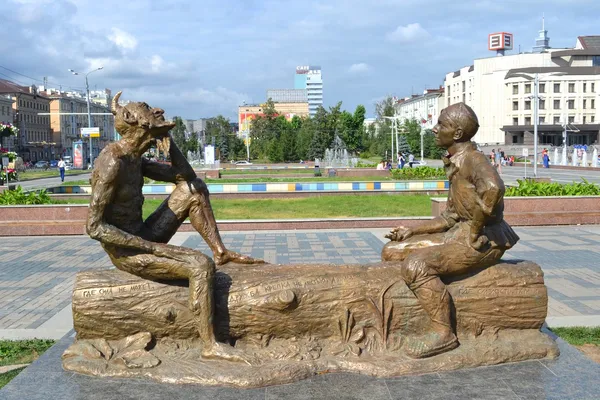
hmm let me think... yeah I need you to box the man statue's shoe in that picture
[404,331,459,359]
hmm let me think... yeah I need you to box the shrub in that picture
[390,166,447,180]
[0,186,52,205]
[505,179,600,197]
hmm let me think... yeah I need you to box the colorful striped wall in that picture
[48,180,449,195]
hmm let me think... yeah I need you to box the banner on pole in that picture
[73,141,84,169]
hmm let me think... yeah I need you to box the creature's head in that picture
[111,91,175,141]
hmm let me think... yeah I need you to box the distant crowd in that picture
[376,152,417,170]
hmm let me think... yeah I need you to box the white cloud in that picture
[386,23,429,43]
[348,63,370,74]
[108,27,138,51]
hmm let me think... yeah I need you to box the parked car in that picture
[49,160,58,168]
[64,162,73,171]
[234,160,253,165]
[34,160,50,169]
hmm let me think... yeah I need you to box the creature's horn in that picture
[111,91,123,115]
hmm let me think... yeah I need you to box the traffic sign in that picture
[522,148,529,157]
[81,127,100,138]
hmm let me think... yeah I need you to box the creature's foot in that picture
[215,250,265,266]
[404,331,458,359]
[201,342,254,365]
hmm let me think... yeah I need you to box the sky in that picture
[1,0,599,120]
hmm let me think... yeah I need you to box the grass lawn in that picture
[220,168,314,175]
[0,367,26,389]
[0,339,55,389]
[17,169,89,181]
[54,194,434,220]
[551,327,600,346]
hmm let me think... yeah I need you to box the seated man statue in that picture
[382,102,520,359]
[87,92,263,362]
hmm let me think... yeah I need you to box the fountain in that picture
[553,148,559,166]
[561,146,567,166]
[187,150,204,168]
[572,147,578,166]
[593,148,598,168]
[582,150,588,167]
[323,135,358,168]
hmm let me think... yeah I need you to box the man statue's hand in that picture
[469,233,489,250]
[385,226,414,242]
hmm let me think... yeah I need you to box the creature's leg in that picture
[400,256,458,358]
[108,247,251,363]
[144,178,263,265]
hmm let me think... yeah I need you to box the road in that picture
[13,172,91,191]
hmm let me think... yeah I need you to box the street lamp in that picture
[68,66,104,168]
[241,101,250,161]
[383,116,401,164]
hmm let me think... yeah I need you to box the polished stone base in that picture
[1,330,599,400]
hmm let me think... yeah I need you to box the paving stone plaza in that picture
[1,225,600,399]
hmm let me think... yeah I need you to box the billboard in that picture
[73,141,84,169]
[81,127,100,138]
[488,32,513,51]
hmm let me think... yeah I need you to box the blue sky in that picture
[1,0,598,120]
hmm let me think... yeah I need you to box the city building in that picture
[393,87,445,130]
[0,79,52,162]
[443,31,600,146]
[0,94,16,151]
[89,88,113,108]
[294,66,323,116]
[44,88,114,161]
[266,89,307,103]
[238,102,310,137]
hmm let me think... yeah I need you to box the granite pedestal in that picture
[1,329,599,400]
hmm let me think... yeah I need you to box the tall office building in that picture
[294,66,322,117]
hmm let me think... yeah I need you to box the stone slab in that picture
[2,330,599,399]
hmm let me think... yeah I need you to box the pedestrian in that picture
[408,153,415,168]
[495,150,502,174]
[542,149,550,168]
[57,157,66,182]
[398,152,406,169]
[490,149,496,164]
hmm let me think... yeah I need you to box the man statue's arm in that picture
[87,159,155,252]
[142,135,196,183]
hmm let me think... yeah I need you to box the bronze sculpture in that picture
[85,92,263,363]
[382,103,519,358]
[63,100,558,387]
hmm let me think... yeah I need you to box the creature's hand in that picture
[152,243,198,260]
[469,233,489,250]
[385,226,413,242]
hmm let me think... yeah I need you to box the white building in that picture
[393,88,445,130]
[294,66,323,117]
[266,89,307,103]
[444,35,600,146]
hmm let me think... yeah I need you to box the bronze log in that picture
[72,261,547,342]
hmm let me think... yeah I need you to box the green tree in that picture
[171,116,186,151]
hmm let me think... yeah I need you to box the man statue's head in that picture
[111,91,175,141]
[433,103,479,149]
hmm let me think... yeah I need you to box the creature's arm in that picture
[87,156,155,252]
[469,155,504,249]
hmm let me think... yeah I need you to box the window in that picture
[513,117,519,125]
[539,83,545,93]
[583,116,587,124]
[592,116,596,122]
[525,117,531,125]
[525,84,531,94]
[583,83,587,93]
[539,99,545,110]
[554,116,560,124]
[513,101,519,111]
[554,100,560,109]
[592,99,596,109]
[462,93,466,103]
[512,135,518,144]
[462,81,466,92]
[593,56,600,67]
[513,85,518,95]
[539,116,545,123]
[568,116,575,123]
[554,83,561,93]
[568,100,575,109]
[584,99,587,109]
[525,100,531,110]
[592,83,595,92]
[568,83,575,93]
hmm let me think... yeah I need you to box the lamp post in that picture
[241,102,250,161]
[68,67,103,168]
[383,116,401,164]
